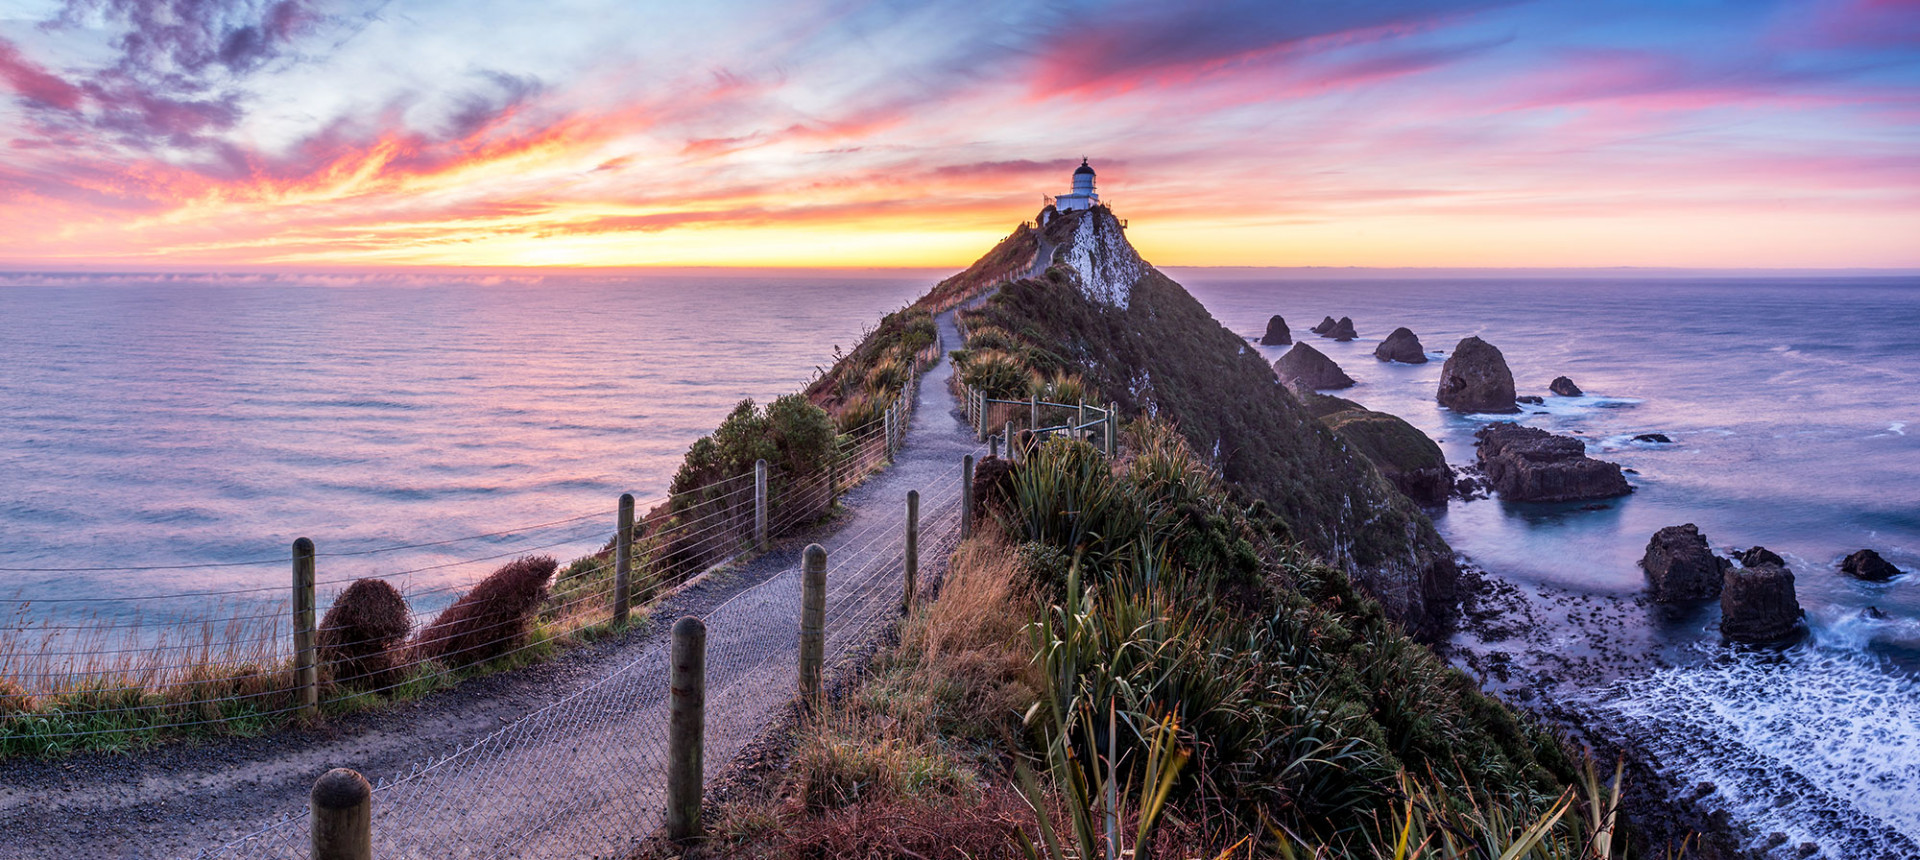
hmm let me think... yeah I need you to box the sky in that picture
[0,0,1916,269]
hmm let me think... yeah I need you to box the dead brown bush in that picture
[413,556,556,667]
[318,578,411,689]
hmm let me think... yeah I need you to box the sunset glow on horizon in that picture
[2,0,1917,270]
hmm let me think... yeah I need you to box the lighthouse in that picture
[1054,158,1099,212]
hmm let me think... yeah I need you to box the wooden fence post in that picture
[1105,402,1117,457]
[1005,421,1015,458]
[291,537,317,719]
[990,434,999,459]
[614,493,634,626]
[1029,394,1039,431]
[754,459,769,550]
[975,392,987,441]
[961,455,975,541]
[799,544,827,706]
[884,404,894,459]
[667,615,707,843]
[1077,399,1086,434]
[310,768,371,860]
[903,490,919,613]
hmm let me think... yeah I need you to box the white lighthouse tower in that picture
[1054,158,1099,212]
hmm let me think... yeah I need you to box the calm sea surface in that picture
[1176,270,1920,858]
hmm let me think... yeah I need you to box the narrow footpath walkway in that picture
[0,310,984,860]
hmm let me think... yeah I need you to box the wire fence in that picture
[0,337,942,749]
[194,377,980,859]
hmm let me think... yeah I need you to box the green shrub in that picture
[671,394,837,497]
[957,349,1033,399]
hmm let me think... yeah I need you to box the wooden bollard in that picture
[1105,402,1117,456]
[975,391,987,441]
[667,615,706,842]
[799,545,827,706]
[1005,421,1015,458]
[310,768,371,860]
[903,490,919,613]
[291,538,317,719]
[1029,394,1038,431]
[989,434,999,459]
[754,459,769,550]
[883,405,893,459]
[961,455,975,540]
[614,493,634,626]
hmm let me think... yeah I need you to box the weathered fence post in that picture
[903,490,919,613]
[883,403,894,459]
[1029,394,1039,431]
[828,452,841,507]
[310,768,371,860]
[754,459,769,550]
[975,392,987,441]
[961,455,975,540]
[989,434,999,459]
[1077,399,1087,435]
[1105,402,1117,457]
[1005,421,1015,458]
[667,615,707,843]
[613,493,635,625]
[292,537,317,719]
[799,544,827,706]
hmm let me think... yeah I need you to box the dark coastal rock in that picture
[1311,315,1338,335]
[1840,549,1903,582]
[1273,342,1354,390]
[1861,606,1889,621]
[1325,316,1358,341]
[1516,395,1544,405]
[1721,562,1804,643]
[1374,326,1427,364]
[1641,523,1730,602]
[1437,336,1519,414]
[1737,546,1785,568]
[1634,433,1673,444]
[1322,408,1453,506]
[1550,376,1583,397]
[1260,315,1292,346]
[1475,422,1632,503]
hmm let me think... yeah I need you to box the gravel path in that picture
[0,310,983,860]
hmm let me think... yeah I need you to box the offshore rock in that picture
[1311,315,1338,334]
[1840,549,1903,582]
[1722,562,1804,643]
[1322,409,1452,506]
[1438,336,1519,414]
[1642,523,1731,602]
[1517,395,1545,405]
[1273,342,1355,390]
[1325,316,1359,341]
[1737,546,1785,568]
[1550,376,1584,396]
[1260,315,1292,346]
[1476,422,1631,503]
[1634,433,1672,444]
[1374,327,1427,363]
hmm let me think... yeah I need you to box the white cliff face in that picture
[1059,210,1145,310]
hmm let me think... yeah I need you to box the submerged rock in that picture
[1260,315,1292,346]
[1475,422,1631,503]
[1311,315,1338,335]
[1516,395,1545,405]
[1840,549,1903,581]
[1642,523,1731,602]
[1634,433,1673,444]
[1737,546,1785,568]
[1722,562,1804,643]
[1550,376,1584,397]
[1273,342,1355,390]
[1374,327,1427,364]
[1861,606,1889,621]
[1437,336,1519,414]
[1322,408,1453,506]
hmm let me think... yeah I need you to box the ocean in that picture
[1175,269,1920,858]
[4,268,1917,855]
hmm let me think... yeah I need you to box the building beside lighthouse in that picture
[1053,158,1099,211]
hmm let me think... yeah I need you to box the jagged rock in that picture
[1374,327,1427,363]
[1641,524,1730,602]
[1722,562,1804,642]
[1324,316,1358,341]
[1738,546,1785,568]
[1634,433,1673,444]
[1322,409,1452,505]
[1311,316,1338,334]
[1476,422,1631,503]
[1550,376,1583,397]
[1840,549,1903,581]
[1517,395,1544,405]
[1260,315,1292,346]
[1437,336,1518,414]
[1861,606,1889,621]
[1273,342,1354,390]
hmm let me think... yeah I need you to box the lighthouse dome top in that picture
[1073,158,1095,177]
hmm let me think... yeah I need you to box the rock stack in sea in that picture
[1722,560,1804,643]
[1550,376,1583,396]
[1374,327,1427,363]
[1437,336,1519,413]
[1310,316,1338,335]
[1323,316,1358,341]
[1273,342,1354,390]
[1840,549,1903,581]
[1260,315,1292,345]
[1474,422,1631,502]
[1641,524,1730,602]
